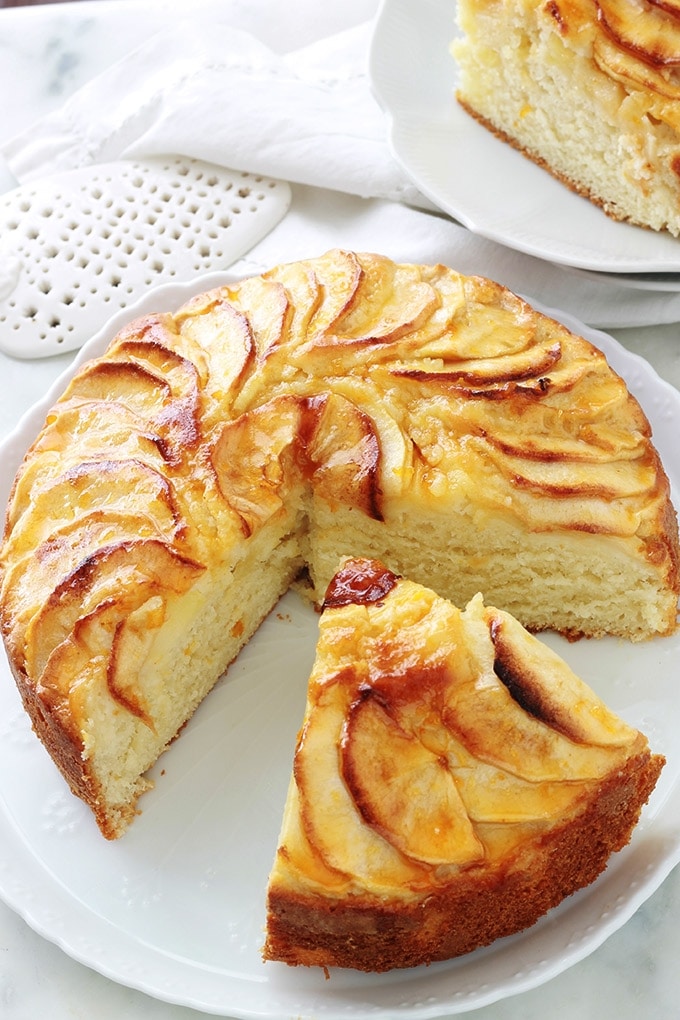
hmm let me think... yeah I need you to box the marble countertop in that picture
[0,2,679,1018]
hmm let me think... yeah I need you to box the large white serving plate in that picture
[369,0,680,274]
[1,274,679,1018]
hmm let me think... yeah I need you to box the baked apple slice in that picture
[647,0,680,17]
[294,676,430,888]
[264,558,663,972]
[596,0,680,68]
[439,594,638,782]
[341,687,483,865]
[594,34,680,99]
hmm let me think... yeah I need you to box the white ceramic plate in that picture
[369,0,680,274]
[1,275,680,1018]
[561,266,680,293]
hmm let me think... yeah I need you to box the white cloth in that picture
[226,186,680,333]
[5,20,414,204]
[5,5,680,331]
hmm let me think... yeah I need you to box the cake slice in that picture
[452,0,680,235]
[263,557,664,972]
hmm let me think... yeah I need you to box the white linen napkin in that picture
[4,6,680,330]
[4,20,415,205]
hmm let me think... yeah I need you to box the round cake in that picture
[0,249,677,838]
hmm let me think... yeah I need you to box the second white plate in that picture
[369,0,680,273]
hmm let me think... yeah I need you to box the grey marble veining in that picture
[0,3,678,1019]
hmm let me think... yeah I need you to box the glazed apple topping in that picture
[289,561,644,888]
[596,0,680,68]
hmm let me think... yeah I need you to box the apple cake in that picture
[0,250,677,838]
[452,0,680,235]
[263,557,665,972]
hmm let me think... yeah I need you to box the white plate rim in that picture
[558,264,680,293]
[369,0,680,274]
[0,272,679,1019]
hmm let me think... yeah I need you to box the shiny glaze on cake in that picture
[263,557,665,971]
[0,250,677,837]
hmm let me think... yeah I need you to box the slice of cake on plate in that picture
[452,0,680,234]
[263,557,664,972]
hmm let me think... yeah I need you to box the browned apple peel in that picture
[596,0,680,68]
[292,561,646,883]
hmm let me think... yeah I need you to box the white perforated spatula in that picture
[0,156,291,359]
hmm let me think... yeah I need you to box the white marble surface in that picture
[0,2,679,1018]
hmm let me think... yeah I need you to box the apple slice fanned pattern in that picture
[1,250,675,842]
[263,558,664,972]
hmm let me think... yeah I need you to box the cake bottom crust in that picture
[263,749,664,972]
[456,97,635,229]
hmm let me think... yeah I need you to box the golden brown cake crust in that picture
[264,750,662,971]
[265,754,664,966]
[5,649,117,834]
[456,96,620,223]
